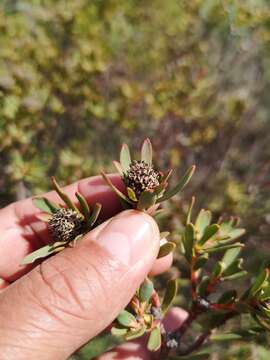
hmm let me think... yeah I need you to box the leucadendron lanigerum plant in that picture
[21,139,270,359]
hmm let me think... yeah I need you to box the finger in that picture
[0,279,9,294]
[148,253,173,277]
[97,307,188,360]
[0,210,160,360]
[0,174,124,281]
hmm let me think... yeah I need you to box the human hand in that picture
[0,174,182,360]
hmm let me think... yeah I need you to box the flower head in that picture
[48,208,85,242]
[123,160,161,198]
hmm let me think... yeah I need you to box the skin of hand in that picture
[0,174,185,360]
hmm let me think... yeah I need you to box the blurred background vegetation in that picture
[1,0,270,358]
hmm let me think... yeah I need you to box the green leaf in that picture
[197,276,210,297]
[212,261,224,278]
[33,197,59,214]
[51,177,79,212]
[227,228,246,241]
[137,191,157,210]
[75,192,90,220]
[139,278,154,303]
[162,279,178,314]
[21,242,67,265]
[111,327,128,336]
[74,331,124,360]
[88,203,102,227]
[127,187,138,202]
[120,144,131,173]
[222,270,248,281]
[182,223,195,262]
[221,247,242,270]
[101,172,133,205]
[157,165,195,202]
[158,242,176,258]
[160,231,170,239]
[198,224,219,246]
[113,160,124,175]
[195,209,212,236]
[193,254,209,270]
[141,138,153,166]
[210,333,242,342]
[125,326,146,340]
[249,269,269,298]
[187,196,195,224]
[203,242,244,254]
[147,325,161,352]
[117,310,137,328]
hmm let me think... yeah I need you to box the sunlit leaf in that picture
[33,197,59,214]
[141,138,152,166]
[158,165,195,202]
[120,144,131,173]
[249,269,269,298]
[137,191,157,210]
[158,242,176,258]
[139,278,154,303]
[117,310,137,328]
[147,325,161,352]
[198,224,219,246]
[162,279,178,314]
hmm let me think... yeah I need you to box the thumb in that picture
[0,210,160,360]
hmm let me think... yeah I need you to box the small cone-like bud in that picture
[48,208,85,242]
[123,160,161,198]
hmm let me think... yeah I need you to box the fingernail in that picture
[94,210,159,266]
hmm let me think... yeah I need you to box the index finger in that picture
[0,174,124,281]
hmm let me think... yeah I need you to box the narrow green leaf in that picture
[113,160,124,175]
[147,325,161,352]
[162,279,178,314]
[117,310,137,328]
[160,231,170,239]
[193,254,209,270]
[197,276,210,297]
[21,242,67,265]
[221,247,242,270]
[125,326,146,340]
[158,242,176,259]
[51,177,79,212]
[141,138,152,166]
[101,172,133,205]
[198,224,220,246]
[157,165,195,202]
[111,327,128,336]
[222,271,248,281]
[139,278,154,303]
[203,242,244,254]
[88,203,102,227]
[212,261,224,278]
[227,228,246,241]
[195,209,212,236]
[127,187,138,202]
[187,196,195,224]
[137,191,157,210]
[75,192,90,220]
[120,144,131,173]
[182,223,195,262]
[33,197,59,214]
[249,269,269,298]
[210,333,242,342]
[75,331,124,360]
